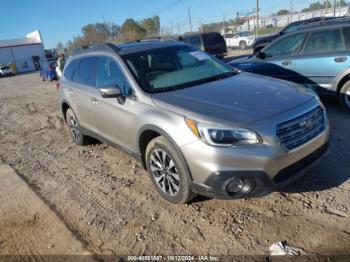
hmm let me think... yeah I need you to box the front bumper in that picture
[189,142,328,199]
[180,100,330,199]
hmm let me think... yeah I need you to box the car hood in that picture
[229,57,264,70]
[151,73,315,126]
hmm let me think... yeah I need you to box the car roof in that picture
[183,32,221,37]
[297,17,350,31]
[71,40,188,57]
[116,40,186,55]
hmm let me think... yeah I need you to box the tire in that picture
[65,108,90,146]
[339,81,350,113]
[239,41,247,50]
[145,136,195,204]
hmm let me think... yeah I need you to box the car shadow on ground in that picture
[281,95,350,194]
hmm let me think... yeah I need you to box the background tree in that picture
[120,19,146,41]
[141,15,160,37]
[56,42,65,55]
[276,9,290,15]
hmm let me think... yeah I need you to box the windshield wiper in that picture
[149,71,237,93]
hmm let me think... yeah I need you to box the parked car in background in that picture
[59,41,329,204]
[225,31,255,50]
[180,32,227,58]
[0,65,13,77]
[253,17,334,54]
[229,18,350,112]
[40,61,58,81]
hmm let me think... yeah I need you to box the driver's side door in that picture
[90,56,136,151]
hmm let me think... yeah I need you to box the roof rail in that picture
[303,16,350,29]
[122,37,177,44]
[72,43,120,55]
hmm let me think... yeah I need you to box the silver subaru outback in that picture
[59,41,329,204]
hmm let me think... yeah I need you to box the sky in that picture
[1,0,313,49]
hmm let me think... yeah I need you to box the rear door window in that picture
[183,36,201,49]
[63,59,79,80]
[202,33,224,45]
[73,57,97,86]
[303,29,345,54]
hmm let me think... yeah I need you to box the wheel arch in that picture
[137,125,193,181]
[61,100,71,122]
[336,74,350,97]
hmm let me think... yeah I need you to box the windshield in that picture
[0,66,10,70]
[121,45,234,93]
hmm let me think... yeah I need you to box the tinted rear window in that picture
[64,59,79,80]
[1,66,10,70]
[202,33,225,45]
[73,57,97,86]
[183,35,201,48]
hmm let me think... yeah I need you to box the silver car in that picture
[59,41,330,204]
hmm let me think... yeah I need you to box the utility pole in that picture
[176,21,181,35]
[188,7,193,32]
[290,0,293,21]
[333,0,336,17]
[256,0,259,37]
[222,15,226,37]
[73,35,77,48]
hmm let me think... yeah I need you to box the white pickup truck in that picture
[224,32,255,50]
[0,66,13,77]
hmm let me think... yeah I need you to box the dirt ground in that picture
[0,73,349,256]
[0,164,88,255]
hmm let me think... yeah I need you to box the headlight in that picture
[185,119,261,146]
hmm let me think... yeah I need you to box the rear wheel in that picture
[339,81,350,113]
[145,136,195,204]
[65,108,90,145]
[239,41,247,50]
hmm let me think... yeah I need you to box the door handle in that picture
[91,98,99,105]
[282,61,292,66]
[334,57,347,63]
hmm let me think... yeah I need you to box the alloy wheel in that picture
[149,148,180,196]
[345,86,350,108]
[66,110,80,142]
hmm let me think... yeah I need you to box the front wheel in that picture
[239,41,247,50]
[145,136,195,204]
[339,81,350,113]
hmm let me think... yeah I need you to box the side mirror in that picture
[99,85,126,105]
[256,51,266,60]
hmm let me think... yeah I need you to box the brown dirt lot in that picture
[0,73,349,256]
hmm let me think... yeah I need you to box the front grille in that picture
[273,143,328,184]
[276,106,325,151]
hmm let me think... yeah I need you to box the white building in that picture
[0,30,46,73]
[238,6,349,33]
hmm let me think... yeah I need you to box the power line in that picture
[144,0,184,18]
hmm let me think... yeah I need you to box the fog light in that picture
[226,178,252,194]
